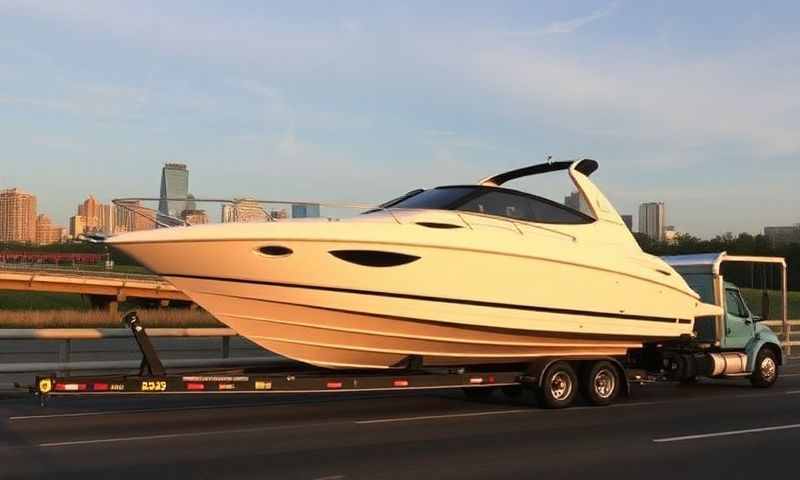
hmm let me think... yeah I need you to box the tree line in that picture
[633,232,799,290]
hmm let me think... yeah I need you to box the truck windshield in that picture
[383,186,594,225]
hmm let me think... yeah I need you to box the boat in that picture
[107,159,722,369]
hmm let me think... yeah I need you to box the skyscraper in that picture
[221,199,268,223]
[564,191,592,216]
[77,195,100,232]
[98,203,115,234]
[159,163,189,218]
[115,201,157,232]
[0,188,37,243]
[638,202,665,241]
[36,215,65,245]
[69,215,87,239]
[621,214,633,231]
[292,203,321,218]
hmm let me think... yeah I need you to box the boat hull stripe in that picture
[163,273,692,325]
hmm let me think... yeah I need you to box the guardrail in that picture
[2,321,797,379]
[761,320,799,352]
[0,327,275,375]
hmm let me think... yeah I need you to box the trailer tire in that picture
[581,361,620,406]
[536,361,578,409]
[750,348,779,388]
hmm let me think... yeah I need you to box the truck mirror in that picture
[761,291,770,321]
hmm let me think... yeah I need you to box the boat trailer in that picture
[31,312,529,406]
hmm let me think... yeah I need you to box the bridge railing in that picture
[0,263,160,281]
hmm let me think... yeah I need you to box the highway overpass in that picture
[0,266,190,314]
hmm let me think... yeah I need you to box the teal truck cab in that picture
[657,252,787,387]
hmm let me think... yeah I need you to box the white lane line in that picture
[610,401,660,408]
[786,390,800,395]
[38,422,332,448]
[356,409,532,424]
[10,402,274,421]
[781,373,800,377]
[653,423,800,443]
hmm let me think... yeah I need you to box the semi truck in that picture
[30,252,789,410]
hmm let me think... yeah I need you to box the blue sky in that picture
[1,0,797,237]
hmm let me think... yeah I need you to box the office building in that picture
[639,202,665,241]
[36,215,65,245]
[564,191,592,216]
[69,215,87,239]
[663,225,678,245]
[0,188,37,243]
[76,195,115,234]
[159,163,189,218]
[270,209,289,220]
[77,195,100,232]
[181,209,209,225]
[222,199,268,223]
[621,214,633,231]
[115,201,157,232]
[292,203,321,218]
[98,203,115,234]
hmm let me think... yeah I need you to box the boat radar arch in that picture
[478,159,598,187]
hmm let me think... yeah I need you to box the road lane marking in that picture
[653,423,800,443]
[9,403,272,421]
[38,422,334,448]
[786,390,800,395]
[781,373,800,377]
[356,409,533,424]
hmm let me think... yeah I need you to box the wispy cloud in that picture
[509,2,619,37]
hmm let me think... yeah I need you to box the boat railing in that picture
[107,197,577,242]
[110,197,377,228]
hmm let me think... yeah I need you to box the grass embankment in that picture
[0,291,89,310]
[740,288,800,319]
[0,308,223,328]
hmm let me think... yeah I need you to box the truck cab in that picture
[723,281,758,349]
[662,252,787,386]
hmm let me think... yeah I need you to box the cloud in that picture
[510,2,618,36]
[462,44,800,158]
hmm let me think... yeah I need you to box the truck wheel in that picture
[462,387,495,401]
[536,361,578,409]
[750,348,779,388]
[581,361,620,406]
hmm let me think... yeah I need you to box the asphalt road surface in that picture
[2,362,800,480]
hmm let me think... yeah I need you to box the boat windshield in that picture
[383,186,594,225]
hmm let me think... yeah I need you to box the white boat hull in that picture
[110,220,716,369]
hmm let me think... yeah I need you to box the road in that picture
[2,363,800,480]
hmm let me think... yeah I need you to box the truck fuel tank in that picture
[705,352,748,376]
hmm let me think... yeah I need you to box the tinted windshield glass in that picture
[387,187,474,209]
[387,187,593,225]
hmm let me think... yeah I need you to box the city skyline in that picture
[2,1,799,237]
[0,162,794,241]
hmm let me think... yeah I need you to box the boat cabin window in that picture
[383,186,594,225]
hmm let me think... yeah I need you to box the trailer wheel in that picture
[750,348,779,388]
[581,361,620,406]
[537,361,578,409]
[462,387,495,401]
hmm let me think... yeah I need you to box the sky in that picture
[0,0,798,237]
